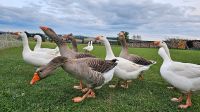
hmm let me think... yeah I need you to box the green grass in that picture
[0,41,200,112]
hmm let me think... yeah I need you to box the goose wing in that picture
[168,61,200,78]
[75,53,96,59]
[85,58,118,73]
[126,54,153,65]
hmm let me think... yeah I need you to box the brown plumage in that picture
[34,56,117,88]
[118,31,154,66]
[40,26,96,89]
[30,56,118,102]
[120,54,153,65]
[75,53,95,58]
[86,58,118,73]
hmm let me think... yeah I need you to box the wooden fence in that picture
[0,34,21,49]
[127,40,200,49]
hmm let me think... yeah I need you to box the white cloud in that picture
[0,0,200,40]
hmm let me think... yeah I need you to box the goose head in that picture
[154,41,170,49]
[18,32,27,38]
[17,32,28,42]
[40,26,58,39]
[33,35,41,41]
[95,35,107,43]
[62,33,73,41]
[40,26,66,46]
[154,41,171,60]
[90,40,93,45]
[30,66,50,85]
[118,31,125,40]
[30,56,69,85]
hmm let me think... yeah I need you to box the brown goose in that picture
[30,56,117,102]
[118,31,156,79]
[62,33,78,52]
[40,26,95,90]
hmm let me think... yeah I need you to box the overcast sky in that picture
[0,0,200,40]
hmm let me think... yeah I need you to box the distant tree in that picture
[123,31,129,42]
[132,35,142,41]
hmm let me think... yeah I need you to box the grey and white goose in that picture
[118,31,156,79]
[62,34,84,89]
[30,56,118,102]
[40,26,96,90]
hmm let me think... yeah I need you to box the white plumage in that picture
[83,41,93,52]
[155,41,200,109]
[33,35,60,56]
[96,36,150,88]
[19,32,58,66]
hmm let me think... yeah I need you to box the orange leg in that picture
[87,90,96,98]
[72,89,95,103]
[73,80,83,90]
[171,95,183,102]
[121,80,129,88]
[109,79,121,88]
[81,88,89,93]
[167,86,175,89]
[178,92,192,109]
[138,74,144,80]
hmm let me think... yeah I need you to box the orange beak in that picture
[95,36,100,40]
[30,72,40,85]
[13,32,20,35]
[154,41,160,46]
[40,26,49,31]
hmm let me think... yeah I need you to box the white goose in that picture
[33,35,60,55]
[83,41,94,52]
[96,36,150,88]
[154,41,200,109]
[19,32,57,66]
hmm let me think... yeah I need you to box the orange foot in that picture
[171,97,183,102]
[167,86,175,89]
[138,75,144,80]
[178,104,191,109]
[87,91,96,98]
[109,84,117,88]
[81,88,89,93]
[73,81,83,90]
[127,80,132,83]
[120,84,128,89]
[73,85,82,90]
[72,97,83,103]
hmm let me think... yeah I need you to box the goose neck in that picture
[22,35,31,52]
[163,45,171,60]
[35,38,42,49]
[59,44,74,57]
[159,47,172,62]
[71,38,78,52]
[120,36,128,54]
[103,39,115,59]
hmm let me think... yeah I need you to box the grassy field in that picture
[0,41,200,112]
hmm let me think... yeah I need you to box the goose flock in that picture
[17,26,200,109]
[83,41,94,53]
